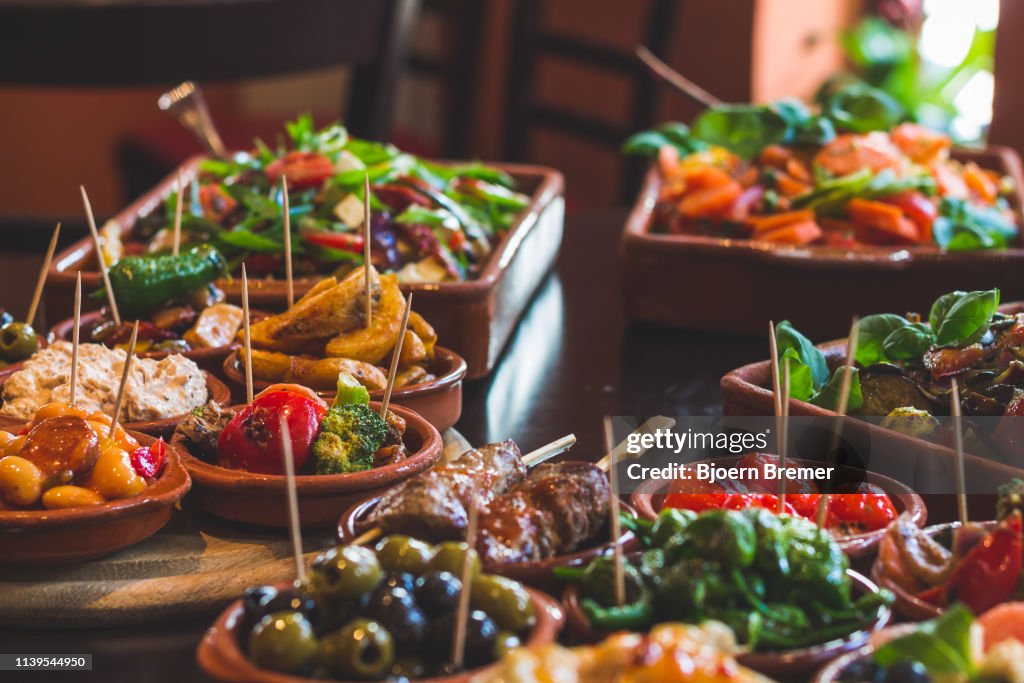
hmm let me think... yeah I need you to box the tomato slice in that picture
[265,151,334,191]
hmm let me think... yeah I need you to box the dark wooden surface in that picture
[1,209,765,682]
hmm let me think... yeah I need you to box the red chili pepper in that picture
[130,437,167,480]
[302,230,365,254]
[264,151,334,191]
[918,512,1023,613]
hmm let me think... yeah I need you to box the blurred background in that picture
[0,0,1019,234]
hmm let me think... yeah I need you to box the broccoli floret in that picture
[997,479,1024,521]
[312,403,388,474]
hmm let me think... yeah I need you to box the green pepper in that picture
[684,509,757,568]
[100,245,228,315]
[580,591,652,630]
[637,549,665,586]
[573,557,647,608]
[650,508,696,548]
[742,507,791,576]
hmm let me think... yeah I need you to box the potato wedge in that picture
[408,312,437,358]
[246,349,388,391]
[393,365,429,388]
[397,330,428,366]
[296,276,337,305]
[248,266,380,348]
[324,274,404,364]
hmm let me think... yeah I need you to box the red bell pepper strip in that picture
[265,151,334,191]
[301,231,365,254]
[130,437,167,480]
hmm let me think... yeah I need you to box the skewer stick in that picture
[451,479,480,670]
[379,293,413,418]
[80,186,121,325]
[241,264,254,404]
[779,357,791,514]
[769,322,786,513]
[363,173,373,329]
[603,417,626,608]
[172,171,184,257]
[595,415,676,472]
[351,528,382,547]
[521,433,576,468]
[635,44,724,108]
[951,378,968,526]
[109,321,139,438]
[816,318,860,528]
[279,415,307,583]
[70,272,81,407]
[282,177,294,309]
[27,223,60,328]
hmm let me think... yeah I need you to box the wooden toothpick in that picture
[816,317,860,528]
[70,272,81,407]
[27,223,60,328]
[451,478,480,671]
[282,177,294,309]
[109,321,139,437]
[379,292,413,417]
[951,378,968,526]
[279,415,306,583]
[241,264,253,404]
[80,186,121,325]
[779,356,790,514]
[595,416,677,472]
[363,173,373,328]
[172,171,184,257]
[769,322,786,513]
[603,416,626,608]
[521,433,576,467]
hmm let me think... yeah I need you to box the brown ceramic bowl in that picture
[563,568,891,678]
[719,303,1024,490]
[196,582,564,683]
[48,156,565,379]
[622,147,1024,338]
[0,370,231,437]
[870,520,996,622]
[222,347,466,432]
[176,401,443,528]
[0,431,191,565]
[810,625,920,683]
[338,494,641,588]
[630,457,927,558]
[49,309,268,373]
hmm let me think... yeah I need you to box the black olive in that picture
[414,571,462,617]
[838,658,884,683]
[382,572,417,595]
[241,583,318,631]
[425,610,497,669]
[362,585,427,647]
[883,661,931,683]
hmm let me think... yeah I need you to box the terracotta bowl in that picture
[810,625,918,683]
[49,309,268,373]
[0,431,191,565]
[176,402,443,528]
[563,568,891,678]
[196,581,564,683]
[222,347,466,432]
[630,457,927,558]
[870,520,996,622]
[338,494,641,588]
[0,370,231,437]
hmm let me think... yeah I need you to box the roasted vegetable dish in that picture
[626,86,1018,251]
[238,267,440,392]
[111,115,530,283]
[175,381,406,476]
[238,541,536,678]
[557,507,892,651]
[0,402,166,510]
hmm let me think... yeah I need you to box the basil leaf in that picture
[882,323,934,360]
[809,368,863,412]
[935,288,999,346]
[655,122,696,149]
[822,83,904,133]
[622,130,671,157]
[780,348,816,402]
[929,291,967,330]
[856,314,909,365]
[874,604,974,674]
[691,105,789,159]
[935,197,1018,251]
[776,321,829,390]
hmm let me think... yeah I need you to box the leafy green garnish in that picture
[933,197,1018,251]
[773,321,862,410]
[933,288,999,346]
[820,83,905,133]
[776,320,829,390]
[856,314,911,366]
[873,603,975,674]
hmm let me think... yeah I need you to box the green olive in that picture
[470,574,535,632]
[0,322,38,362]
[310,545,382,602]
[248,610,318,674]
[374,535,435,575]
[493,630,523,660]
[427,541,481,579]
[317,618,395,679]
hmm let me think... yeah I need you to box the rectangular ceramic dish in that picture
[621,147,1024,339]
[49,157,565,379]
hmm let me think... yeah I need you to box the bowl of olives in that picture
[0,308,44,375]
[197,539,565,682]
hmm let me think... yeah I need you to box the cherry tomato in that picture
[265,151,334,191]
[217,391,327,474]
[199,183,238,222]
[826,485,897,532]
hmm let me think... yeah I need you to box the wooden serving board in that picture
[0,430,471,628]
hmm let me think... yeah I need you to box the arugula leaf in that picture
[344,138,400,166]
[691,105,790,159]
[882,323,934,360]
[216,229,282,253]
[776,320,829,390]
[934,288,999,346]
[809,367,863,411]
[856,314,910,365]
[395,206,460,230]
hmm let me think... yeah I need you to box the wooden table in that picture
[1,209,766,681]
